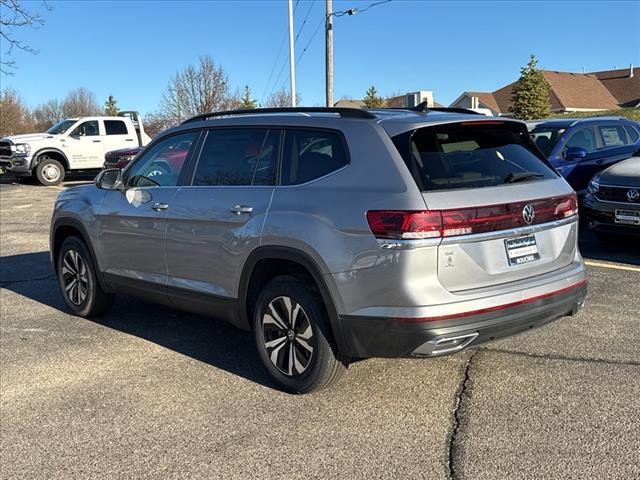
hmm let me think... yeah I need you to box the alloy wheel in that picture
[262,296,314,376]
[61,249,89,305]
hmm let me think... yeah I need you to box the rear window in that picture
[393,122,557,191]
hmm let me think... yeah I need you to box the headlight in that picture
[588,175,600,194]
[14,143,31,155]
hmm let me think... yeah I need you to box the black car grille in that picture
[0,141,12,157]
[596,186,640,204]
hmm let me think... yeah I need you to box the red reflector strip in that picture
[394,279,587,323]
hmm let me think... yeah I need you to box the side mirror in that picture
[95,168,123,190]
[565,146,588,161]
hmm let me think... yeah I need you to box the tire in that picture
[35,156,65,186]
[56,236,114,317]
[253,275,347,394]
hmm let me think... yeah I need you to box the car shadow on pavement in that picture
[578,227,640,266]
[0,251,276,390]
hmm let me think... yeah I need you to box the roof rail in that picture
[410,102,483,115]
[367,102,482,116]
[181,107,376,124]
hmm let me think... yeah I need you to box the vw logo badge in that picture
[522,204,535,224]
[627,189,639,203]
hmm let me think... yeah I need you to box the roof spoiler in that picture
[181,107,375,124]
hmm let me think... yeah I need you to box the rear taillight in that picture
[367,193,578,240]
[366,210,443,239]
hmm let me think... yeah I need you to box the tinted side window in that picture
[281,129,348,185]
[624,125,640,143]
[71,120,99,137]
[193,129,268,186]
[564,127,597,153]
[126,131,197,188]
[252,130,279,186]
[599,125,628,147]
[105,120,128,135]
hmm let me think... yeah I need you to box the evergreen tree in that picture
[104,95,119,116]
[363,85,384,109]
[511,55,551,120]
[239,85,257,109]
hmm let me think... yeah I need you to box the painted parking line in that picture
[584,260,640,272]
[14,204,34,209]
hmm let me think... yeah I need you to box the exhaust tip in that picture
[412,332,479,357]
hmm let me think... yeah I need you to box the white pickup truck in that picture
[0,111,151,185]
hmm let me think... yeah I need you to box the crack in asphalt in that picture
[0,274,55,287]
[481,347,640,367]
[447,350,476,480]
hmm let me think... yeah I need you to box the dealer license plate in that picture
[504,234,540,266]
[615,209,640,226]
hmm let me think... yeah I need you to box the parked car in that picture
[528,117,640,195]
[582,156,640,241]
[0,111,151,186]
[103,146,143,170]
[50,106,587,393]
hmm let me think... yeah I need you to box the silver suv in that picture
[50,106,587,393]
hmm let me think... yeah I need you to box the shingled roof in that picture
[451,66,639,114]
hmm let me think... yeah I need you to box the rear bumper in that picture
[340,280,587,358]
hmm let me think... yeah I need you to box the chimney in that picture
[631,64,634,78]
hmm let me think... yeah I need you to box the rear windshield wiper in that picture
[504,171,544,184]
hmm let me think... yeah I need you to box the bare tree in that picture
[0,0,48,74]
[160,56,233,122]
[0,88,33,136]
[143,111,176,138]
[264,88,302,108]
[32,98,64,131]
[62,88,100,117]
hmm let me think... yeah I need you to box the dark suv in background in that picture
[528,117,640,194]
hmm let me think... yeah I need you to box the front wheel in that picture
[253,276,347,394]
[56,236,114,317]
[35,156,65,186]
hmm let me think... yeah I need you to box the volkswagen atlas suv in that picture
[50,106,587,394]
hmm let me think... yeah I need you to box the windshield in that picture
[392,122,557,192]
[47,120,77,135]
[529,126,566,157]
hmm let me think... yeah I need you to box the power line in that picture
[333,0,392,17]
[296,15,325,65]
[295,0,316,42]
[262,0,302,101]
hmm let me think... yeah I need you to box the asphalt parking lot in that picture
[1,174,639,479]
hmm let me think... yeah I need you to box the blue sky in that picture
[2,0,639,115]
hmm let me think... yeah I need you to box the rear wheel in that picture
[57,236,114,317]
[35,156,65,186]
[253,276,347,394]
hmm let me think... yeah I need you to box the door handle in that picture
[230,205,253,215]
[92,140,101,143]
[152,202,169,212]
[125,139,134,142]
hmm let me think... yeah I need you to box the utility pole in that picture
[325,0,334,107]
[288,0,296,107]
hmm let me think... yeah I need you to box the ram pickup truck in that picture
[0,111,151,185]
